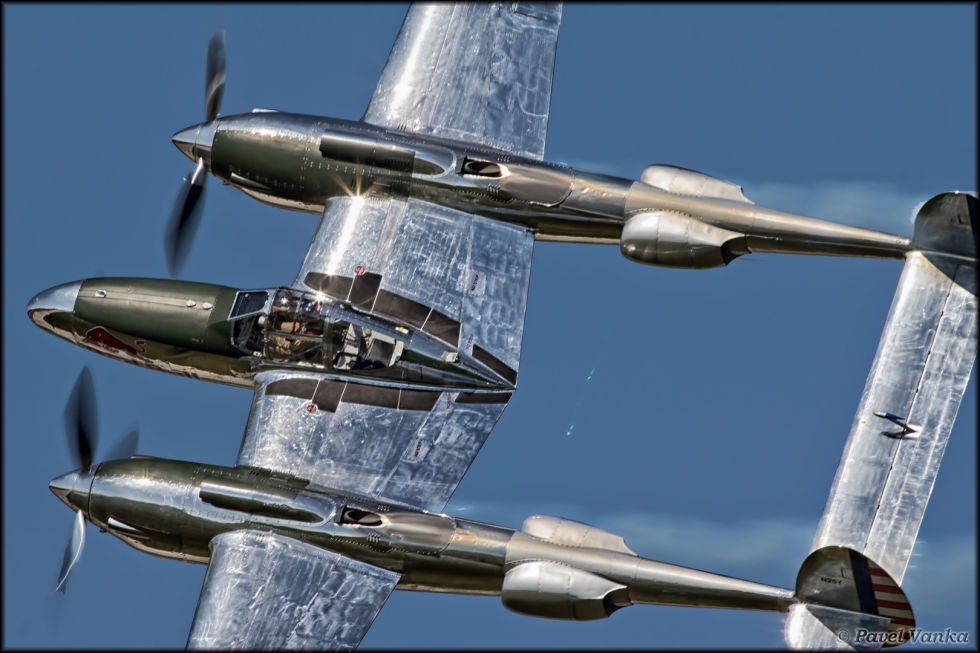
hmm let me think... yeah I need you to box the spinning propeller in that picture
[51,367,139,593]
[165,29,227,276]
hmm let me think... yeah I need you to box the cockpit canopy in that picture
[229,287,405,370]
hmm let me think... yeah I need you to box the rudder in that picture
[911,191,977,260]
[796,546,915,647]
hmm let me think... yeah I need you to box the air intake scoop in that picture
[521,515,636,555]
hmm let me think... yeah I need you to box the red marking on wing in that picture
[414,441,422,457]
[354,265,365,276]
[84,326,144,357]
[306,404,317,414]
[470,274,479,292]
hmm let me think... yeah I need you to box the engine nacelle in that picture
[501,561,631,621]
[621,210,748,269]
[640,164,753,204]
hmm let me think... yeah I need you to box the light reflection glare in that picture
[388,5,437,116]
[783,603,804,646]
[329,196,364,267]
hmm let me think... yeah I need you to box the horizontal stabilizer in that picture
[786,604,891,651]
[785,192,977,648]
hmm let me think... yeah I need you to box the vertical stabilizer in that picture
[792,546,915,648]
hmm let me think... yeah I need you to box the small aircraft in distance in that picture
[872,411,920,439]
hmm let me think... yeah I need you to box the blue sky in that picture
[4,3,976,649]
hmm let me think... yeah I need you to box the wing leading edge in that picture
[363,2,562,160]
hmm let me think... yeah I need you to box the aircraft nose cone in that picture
[27,280,81,322]
[49,470,93,514]
[172,125,199,161]
[172,121,216,166]
[49,471,80,510]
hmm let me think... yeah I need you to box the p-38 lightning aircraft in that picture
[26,3,976,649]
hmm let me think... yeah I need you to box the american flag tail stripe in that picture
[794,546,916,647]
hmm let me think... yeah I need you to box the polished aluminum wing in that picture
[786,193,978,648]
[190,130,537,653]
[236,369,513,512]
[362,2,562,160]
[187,530,399,650]
[295,196,536,377]
[234,195,535,512]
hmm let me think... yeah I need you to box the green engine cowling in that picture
[72,277,240,353]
